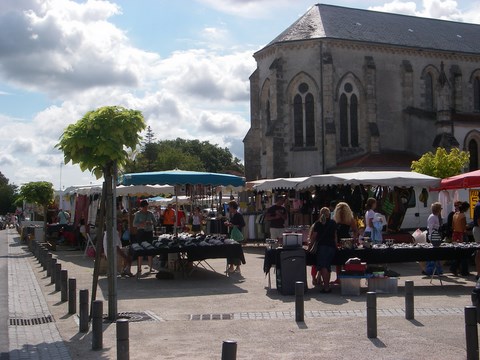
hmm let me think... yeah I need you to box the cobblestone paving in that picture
[8,231,72,360]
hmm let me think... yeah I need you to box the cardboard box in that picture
[340,277,361,296]
[368,277,398,294]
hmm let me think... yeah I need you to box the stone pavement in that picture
[6,227,480,359]
[7,229,71,359]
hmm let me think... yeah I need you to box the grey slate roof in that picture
[265,3,480,54]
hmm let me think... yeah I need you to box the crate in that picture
[367,277,398,294]
[339,277,362,296]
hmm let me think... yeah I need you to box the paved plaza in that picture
[5,227,480,359]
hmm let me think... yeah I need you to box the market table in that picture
[130,241,246,276]
[263,243,480,273]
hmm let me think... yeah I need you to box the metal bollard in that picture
[79,289,89,333]
[295,281,305,322]
[41,247,48,270]
[60,269,68,302]
[39,247,45,269]
[221,340,237,360]
[50,258,57,284]
[465,306,479,360]
[55,263,62,292]
[405,280,414,320]
[92,300,103,350]
[367,291,377,339]
[68,278,76,314]
[46,253,53,276]
[117,318,129,360]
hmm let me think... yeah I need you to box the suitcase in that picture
[276,249,307,295]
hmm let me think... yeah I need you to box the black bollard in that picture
[367,291,377,339]
[117,318,129,360]
[60,269,68,302]
[46,253,53,276]
[41,247,48,270]
[79,289,89,333]
[221,340,237,360]
[92,300,103,350]
[55,263,62,292]
[68,278,76,314]
[50,258,57,284]
[405,280,414,320]
[465,306,479,360]
[295,281,304,322]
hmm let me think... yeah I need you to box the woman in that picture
[363,198,377,239]
[133,199,156,277]
[423,202,443,276]
[333,202,358,284]
[309,207,337,293]
[225,201,245,274]
[451,201,470,276]
[191,206,203,234]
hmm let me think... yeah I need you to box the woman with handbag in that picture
[225,201,245,274]
[309,207,337,293]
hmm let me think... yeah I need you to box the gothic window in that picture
[425,73,434,111]
[339,82,359,148]
[469,139,479,171]
[293,83,315,147]
[474,77,480,112]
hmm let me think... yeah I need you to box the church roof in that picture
[264,4,480,54]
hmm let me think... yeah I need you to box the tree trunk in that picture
[105,163,117,321]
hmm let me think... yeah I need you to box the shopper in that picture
[225,201,245,274]
[265,195,288,240]
[133,199,156,277]
[309,207,337,293]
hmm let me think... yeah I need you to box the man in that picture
[133,200,156,277]
[265,195,288,240]
[58,209,70,225]
[162,203,176,234]
[473,200,480,280]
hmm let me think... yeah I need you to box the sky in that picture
[0,0,479,191]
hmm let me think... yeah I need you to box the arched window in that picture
[293,83,315,147]
[339,82,359,148]
[425,73,434,111]
[474,77,480,112]
[469,139,479,171]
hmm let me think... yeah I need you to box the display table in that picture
[264,243,480,273]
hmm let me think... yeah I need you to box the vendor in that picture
[265,195,288,240]
[162,204,175,234]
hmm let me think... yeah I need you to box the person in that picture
[77,218,87,250]
[103,230,134,278]
[225,201,245,274]
[451,201,470,276]
[162,203,176,234]
[446,201,463,242]
[58,209,70,225]
[333,202,358,284]
[176,205,186,232]
[191,206,203,234]
[473,200,480,280]
[265,195,288,240]
[133,199,156,277]
[423,202,443,275]
[309,207,337,293]
[363,198,377,239]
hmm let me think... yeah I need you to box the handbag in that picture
[230,226,244,242]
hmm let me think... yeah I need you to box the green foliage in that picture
[56,106,146,179]
[0,171,17,213]
[19,181,54,206]
[411,147,470,178]
[123,138,244,175]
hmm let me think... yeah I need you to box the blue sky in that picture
[0,0,478,190]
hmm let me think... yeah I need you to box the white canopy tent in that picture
[295,171,440,190]
[253,177,309,192]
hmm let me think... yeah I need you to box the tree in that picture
[56,105,146,320]
[123,138,245,175]
[411,147,470,178]
[18,181,54,241]
[0,171,17,214]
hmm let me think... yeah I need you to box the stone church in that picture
[243,4,480,181]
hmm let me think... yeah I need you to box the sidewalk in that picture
[8,227,480,359]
